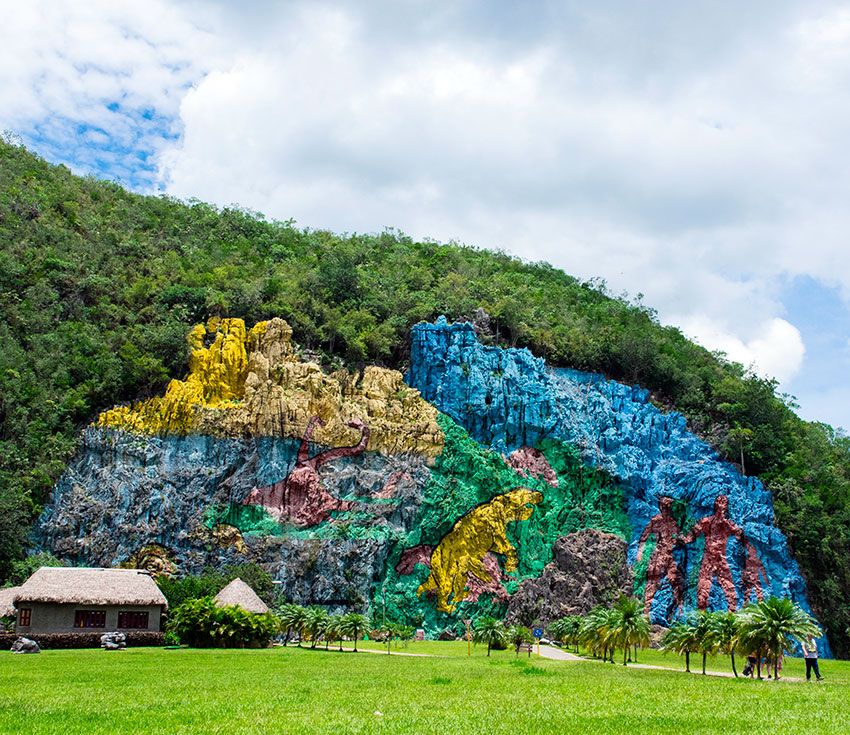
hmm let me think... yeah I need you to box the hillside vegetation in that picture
[0,139,848,655]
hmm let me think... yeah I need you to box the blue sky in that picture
[1,1,849,430]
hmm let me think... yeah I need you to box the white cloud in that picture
[680,317,805,384]
[6,0,850,418]
[0,1,214,185]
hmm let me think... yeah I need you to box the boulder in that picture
[11,637,40,654]
[506,529,633,627]
[100,632,127,650]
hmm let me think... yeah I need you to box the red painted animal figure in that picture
[741,541,768,603]
[679,495,744,611]
[243,416,370,527]
[636,496,683,614]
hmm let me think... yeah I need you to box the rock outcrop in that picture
[506,530,633,626]
[11,637,40,654]
[33,317,824,649]
[407,318,824,650]
[98,317,443,457]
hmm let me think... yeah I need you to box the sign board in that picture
[533,628,543,639]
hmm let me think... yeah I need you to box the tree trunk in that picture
[756,656,762,679]
[624,647,628,666]
[702,652,707,675]
[487,642,491,657]
[731,652,737,678]
[354,634,358,653]
[685,651,690,673]
[774,658,779,680]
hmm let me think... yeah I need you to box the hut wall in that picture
[15,603,163,634]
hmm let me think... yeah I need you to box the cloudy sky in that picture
[2,1,849,429]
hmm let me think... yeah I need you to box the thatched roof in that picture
[15,567,167,608]
[214,578,269,614]
[0,587,21,617]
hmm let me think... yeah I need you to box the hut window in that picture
[18,608,31,627]
[74,610,107,628]
[117,611,149,629]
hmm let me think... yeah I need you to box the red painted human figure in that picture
[679,495,744,611]
[243,416,370,527]
[741,541,768,603]
[636,496,683,615]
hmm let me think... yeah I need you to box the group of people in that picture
[741,638,823,681]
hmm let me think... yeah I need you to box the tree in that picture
[507,625,534,657]
[691,611,719,675]
[340,613,369,652]
[662,622,700,673]
[473,617,507,657]
[304,606,330,649]
[726,423,754,475]
[712,612,741,678]
[323,615,342,651]
[610,596,651,666]
[579,606,619,663]
[278,604,308,647]
[737,598,821,680]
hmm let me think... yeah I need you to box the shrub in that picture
[0,632,164,649]
[168,597,279,648]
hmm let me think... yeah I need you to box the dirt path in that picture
[537,647,805,682]
[537,645,583,661]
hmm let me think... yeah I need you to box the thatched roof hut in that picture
[15,567,168,608]
[0,586,21,617]
[214,578,269,614]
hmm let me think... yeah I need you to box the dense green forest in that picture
[1,138,848,655]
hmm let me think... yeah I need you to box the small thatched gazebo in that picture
[214,578,269,614]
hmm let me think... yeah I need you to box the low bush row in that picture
[0,631,165,649]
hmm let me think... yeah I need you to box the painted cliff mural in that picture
[34,315,825,648]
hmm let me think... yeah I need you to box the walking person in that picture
[801,638,824,681]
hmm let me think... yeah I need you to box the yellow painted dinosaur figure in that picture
[417,488,543,613]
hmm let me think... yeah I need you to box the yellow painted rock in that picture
[417,488,544,612]
[97,317,443,456]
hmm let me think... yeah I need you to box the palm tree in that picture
[506,625,534,657]
[473,617,507,657]
[304,606,330,649]
[610,596,651,666]
[692,610,719,675]
[737,598,821,680]
[566,616,582,654]
[712,612,741,677]
[278,604,308,647]
[662,622,700,673]
[579,607,617,662]
[321,615,340,651]
[547,618,569,647]
[340,613,369,652]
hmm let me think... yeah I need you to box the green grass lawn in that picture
[0,645,846,735]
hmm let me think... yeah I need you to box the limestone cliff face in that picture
[35,316,825,648]
[36,427,431,609]
[98,317,443,457]
[407,317,821,644]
